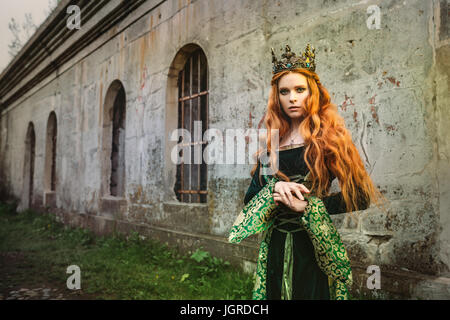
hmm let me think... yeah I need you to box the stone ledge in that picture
[161,201,210,234]
[352,264,450,299]
[99,196,127,220]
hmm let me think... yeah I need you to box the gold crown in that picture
[271,44,316,74]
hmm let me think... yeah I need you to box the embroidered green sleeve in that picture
[228,176,278,244]
[329,278,350,300]
[301,195,353,287]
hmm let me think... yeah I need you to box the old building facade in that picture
[0,0,449,299]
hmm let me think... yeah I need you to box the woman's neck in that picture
[289,118,303,133]
[280,119,305,147]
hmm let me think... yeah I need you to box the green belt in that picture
[273,211,305,233]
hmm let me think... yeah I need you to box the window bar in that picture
[197,52,201,202]
[177,190,208,194]
[178,91,208,102]
[181,68,185,202]
[189,55,193,202]
[204,57,209,203]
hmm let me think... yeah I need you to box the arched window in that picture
[174,48,208,203]
[45,112,57,192]
[23,122,36,208]
[101,80,126,197]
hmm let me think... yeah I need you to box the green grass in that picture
[0,202,254,299]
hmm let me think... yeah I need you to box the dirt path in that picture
[0,251,100,300]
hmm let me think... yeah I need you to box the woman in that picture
[228,44,386,300]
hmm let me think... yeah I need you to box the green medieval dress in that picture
[228,144,369,300]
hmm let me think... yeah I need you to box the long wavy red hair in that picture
[251,68,387,213]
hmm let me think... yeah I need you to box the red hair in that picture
[251,68,387,213]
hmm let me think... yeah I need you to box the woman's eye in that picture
[280,88,304,95]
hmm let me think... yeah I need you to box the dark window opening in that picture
[110,86,126,197]
[26,123,36,207]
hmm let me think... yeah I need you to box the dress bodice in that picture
[243,145,360,216]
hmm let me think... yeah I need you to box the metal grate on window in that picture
[175,49,208,203]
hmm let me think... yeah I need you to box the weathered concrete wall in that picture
[435,0,450,296]
[0,0,449,299]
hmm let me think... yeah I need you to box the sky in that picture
[0,0,53,74]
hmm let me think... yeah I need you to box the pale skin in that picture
[273,72,311,212]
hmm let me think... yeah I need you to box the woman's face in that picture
[278,72,309,121]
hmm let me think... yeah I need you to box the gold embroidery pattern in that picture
[252,227,273,300]
[329,277,350,300]
[301,196,353,292]
[228,177,278,244]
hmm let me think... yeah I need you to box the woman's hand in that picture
[273,192,308,212]
[273,181,310,212]
[274,181,309,203]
